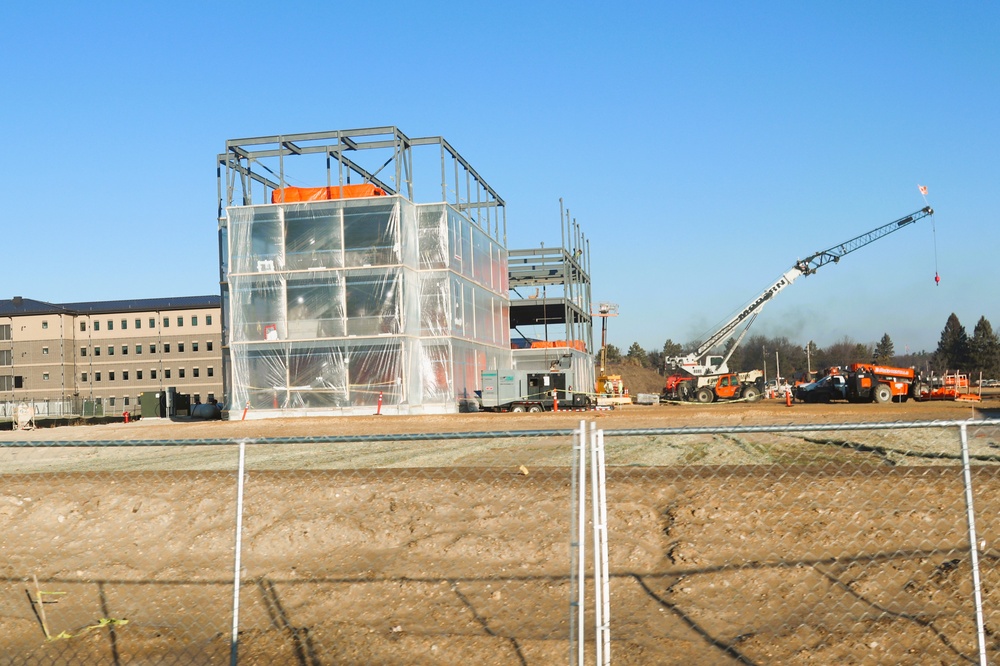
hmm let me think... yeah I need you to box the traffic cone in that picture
[786,389,793,407]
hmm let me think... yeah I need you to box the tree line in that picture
[602,312,1000,381]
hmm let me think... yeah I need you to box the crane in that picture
[666,206,934,380]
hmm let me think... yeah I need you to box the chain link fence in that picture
[2,418,999,664]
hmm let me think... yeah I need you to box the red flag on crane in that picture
[918,185,928,195]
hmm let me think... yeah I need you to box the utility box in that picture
[140,391,166,418]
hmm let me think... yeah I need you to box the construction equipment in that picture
[664,370,762,403]
[914,372,981,402]
[664,207,935,390]
[478,369,591,412]
[593,302,624,399]
[794,363,917,403]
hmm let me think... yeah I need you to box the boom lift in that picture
[664,207,934,395]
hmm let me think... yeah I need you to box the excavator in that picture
[663,206,934,402]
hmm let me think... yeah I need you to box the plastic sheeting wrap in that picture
[225,196,510,415]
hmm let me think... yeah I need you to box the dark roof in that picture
[0,298,70,316]
[0,295,220,317]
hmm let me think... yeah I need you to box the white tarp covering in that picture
[225,197,510,415]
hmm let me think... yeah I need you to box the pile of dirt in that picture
[601,362,665,395]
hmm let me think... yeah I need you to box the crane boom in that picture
[667,206,934,378]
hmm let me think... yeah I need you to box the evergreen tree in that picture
[662,339,684,357]
[934,313,970,372]
[603,344,622,364]
[625,342,648,367]
[874,333,894,362]
[969,316,1000,379]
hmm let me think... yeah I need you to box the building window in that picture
[107,320,113,330]
[81,372,88,382]
[192,315,198,326]
[207,341,213,351]
[0,324,9,340]
[123,371,129,380]
[194,394,201,403]
[109,371,115,381]
[108,346,114,356]
[192,342,199,352]
[0,376,12,390]
[207,367,214,377]
[163,317,169,328]
[94,347,101,357]
[150,369,157,380]
[193,367,199,378]
[124,396,130,406]
[136,344,142,355]
[164,343,171,353]
[0,350,10,366]
[121,319,128,330]
[96,372,102,382]
[109,397,116,407]
[42,321,48,329]
[206,315,213,325]
[208,393,215,402]
[94,321,100,331]
[42,373,49,380]
[177,316,184,327]
[178,343,185,353]
[136,318,142,329]
[136,370,143,380]
[179,369,186,378]
[79,322,86,332]
[80,347,87,357]
[149,317,155,328]
[164,369,171,379]
[149,344,156,353]
[42,347,49,355]
[122,345,128,355]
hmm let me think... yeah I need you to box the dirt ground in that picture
[3,395,1000,664]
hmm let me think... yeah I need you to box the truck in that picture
[478,369,591,412]
[664,370,763,403]
[662,207,934,395]
[794,363,916,403]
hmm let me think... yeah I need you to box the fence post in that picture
[230,441,247,666]
[570,420,586,666]
[591,424,611,665]
[959,422,988,666]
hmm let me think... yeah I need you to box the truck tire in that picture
[511,405,526,413]
[695,387,715,403]
[742,385,761,402]
[873,383,892,404]
[528,404,544,413]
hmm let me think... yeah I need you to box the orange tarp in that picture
[271,184,388,204]
[528,340,587,352]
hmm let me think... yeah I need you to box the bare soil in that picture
[2,395,1000,664]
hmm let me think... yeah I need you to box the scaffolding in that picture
[508,202,595,394]
[217,127,511,416]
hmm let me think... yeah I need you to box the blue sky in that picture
[2,2,996,355]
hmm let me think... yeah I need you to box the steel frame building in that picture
[217,127,512,416]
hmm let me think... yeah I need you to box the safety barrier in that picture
[2,419,999,664]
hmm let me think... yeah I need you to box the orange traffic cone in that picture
[785,389,793,407]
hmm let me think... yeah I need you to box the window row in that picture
[89,393,216,408]
[80,341,214,357]
[80,314,213,332]
[81,367,215,382]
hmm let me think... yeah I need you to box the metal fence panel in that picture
[1,420,999,664]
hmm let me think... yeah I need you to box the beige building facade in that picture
[0,296,222,417]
